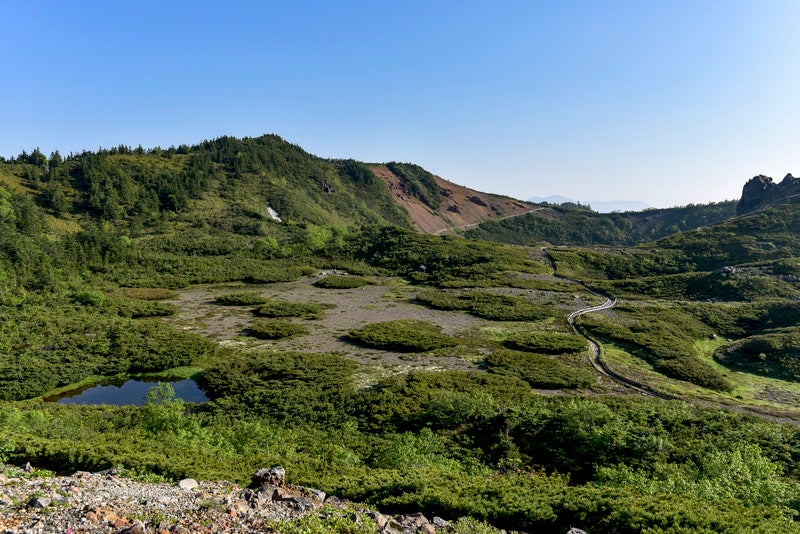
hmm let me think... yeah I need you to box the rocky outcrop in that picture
[737,173,800,215]
[0,464,483,534]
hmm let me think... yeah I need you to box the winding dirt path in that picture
[541,247,671,399]
[567,294,672,399]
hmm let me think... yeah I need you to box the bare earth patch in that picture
[164,277,492,372]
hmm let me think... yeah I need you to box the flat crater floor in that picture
[163,276,496,372]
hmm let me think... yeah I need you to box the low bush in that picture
[215,292,268,306]
[248,319,309,340]
[71,290,106,306]
[199,350,359,425]
[485,349,595,389]
[578,305,733,391]
[347,319,458,352]
[255,300,328,319]
[105,298,178,318]
[416,290,552,321]
[118,288,180,300]
[503,332,587,354]
[314,275,372,289]
[243,265,316,284]
[715,329,800,381]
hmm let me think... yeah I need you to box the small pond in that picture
[47,378,208,406]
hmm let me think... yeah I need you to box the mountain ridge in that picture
[529,195,650,213]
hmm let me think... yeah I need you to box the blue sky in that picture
[2,1,799,207]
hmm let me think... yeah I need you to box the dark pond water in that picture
[48,378,208,406]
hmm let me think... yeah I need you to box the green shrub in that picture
[71,290,106,306]
[578,305,733,391]
[416,290,552,321]
[215,292,268,306]
[504,332,587,354]
[347,320,458,352]
[485,349,595,389]
[715,329,800,381]
[118,288,179,300]
[248,319,309,340]
[314,275,372,289]
[105,298,179,318]
[255,299,328,319]
[199,351,358,425]
[243,265,316,284]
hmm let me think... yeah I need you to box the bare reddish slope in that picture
[370,165,534,234]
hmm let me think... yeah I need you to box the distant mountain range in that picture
[528,195,650,213]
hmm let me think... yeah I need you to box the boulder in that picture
[177,478,198,490]
[118,520,146,534]
[284,496,316,511]
[368,511,389,529]
[432,516,451,528]
[242,486,276,507]
[298,485,326,502]
[26,496,51,509]
[251,466,285,488]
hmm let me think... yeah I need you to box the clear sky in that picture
[2,1,799,207]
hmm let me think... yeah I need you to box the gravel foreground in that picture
[0,464,472,534]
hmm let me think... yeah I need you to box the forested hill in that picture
[465,199,737,246]
[1,135,411,231]
[0,134,531,238]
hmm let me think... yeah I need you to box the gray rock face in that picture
[737,173,800,215]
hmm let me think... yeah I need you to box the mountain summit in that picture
[737,173,800,215]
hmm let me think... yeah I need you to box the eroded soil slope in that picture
[371,165,535,234]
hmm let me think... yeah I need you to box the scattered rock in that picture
[228,499,250,516]
[0,464,467,534]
